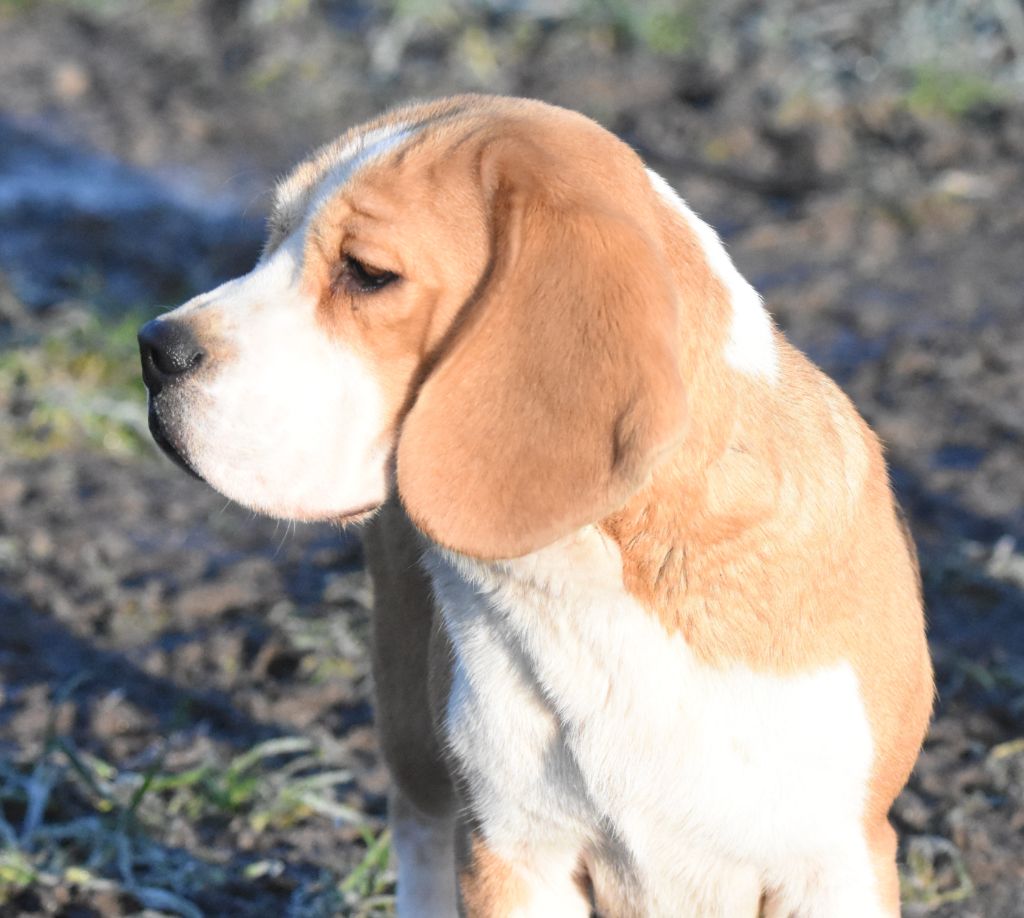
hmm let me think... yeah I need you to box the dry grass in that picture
[0,685,395,915]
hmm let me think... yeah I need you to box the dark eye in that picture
[339,254,399,294]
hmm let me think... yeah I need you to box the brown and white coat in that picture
[140,96,933,917]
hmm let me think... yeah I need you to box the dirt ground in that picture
[1,1,1023,915]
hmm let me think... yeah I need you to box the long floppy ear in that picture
[396,141,686,559]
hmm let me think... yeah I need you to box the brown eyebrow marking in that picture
[263,97,490,259]
[390,129,430,168]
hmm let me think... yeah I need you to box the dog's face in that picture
[140,96,704,558]
[140,105,488,526]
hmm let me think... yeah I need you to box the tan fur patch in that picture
[458,833,531,916]
[600,337,932,835]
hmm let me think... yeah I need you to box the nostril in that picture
[138,319,206,387]
[150,342,203,376]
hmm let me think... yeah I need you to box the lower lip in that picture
[148,410,203,481]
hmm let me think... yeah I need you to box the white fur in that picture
[157,232,389,520]
[646,169,780,384]
[425,528,883,916]
[310,122,416,216]
[390,791,458,918]
[272,121,418,224]
[507,864,591,918]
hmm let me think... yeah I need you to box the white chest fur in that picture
[423,528,886,917]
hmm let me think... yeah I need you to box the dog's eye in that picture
[338,254,399,294]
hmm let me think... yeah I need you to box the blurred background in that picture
[0,1,1022,915]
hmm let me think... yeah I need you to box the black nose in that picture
[138,319,206,394]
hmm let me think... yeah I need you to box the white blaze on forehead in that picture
[646,169,779,383]
[273,121,420,230]
[313,122,418,209]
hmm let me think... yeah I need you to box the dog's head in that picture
[140,95,764,558]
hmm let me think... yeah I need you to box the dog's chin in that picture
[148,409,204,482]
[147,404,387,524]
[333,503,382,527]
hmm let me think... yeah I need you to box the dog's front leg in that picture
[455,822,591,918]
[391,789,458,917]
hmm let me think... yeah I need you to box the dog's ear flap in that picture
[396,139,686,559]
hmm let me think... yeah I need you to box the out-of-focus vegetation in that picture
[0,309,156,459]
[0,713,393,916]
[901,834,975,908]
[2,0,1022,115]
[907,64,1008,118]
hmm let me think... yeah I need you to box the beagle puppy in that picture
[139,95,933,917]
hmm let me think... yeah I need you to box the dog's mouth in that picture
[147,407,204,482]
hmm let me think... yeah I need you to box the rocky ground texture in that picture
[0,1,1022,915]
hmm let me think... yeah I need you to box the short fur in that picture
[142,95,932,916]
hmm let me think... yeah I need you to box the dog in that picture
[139,95,933,916]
